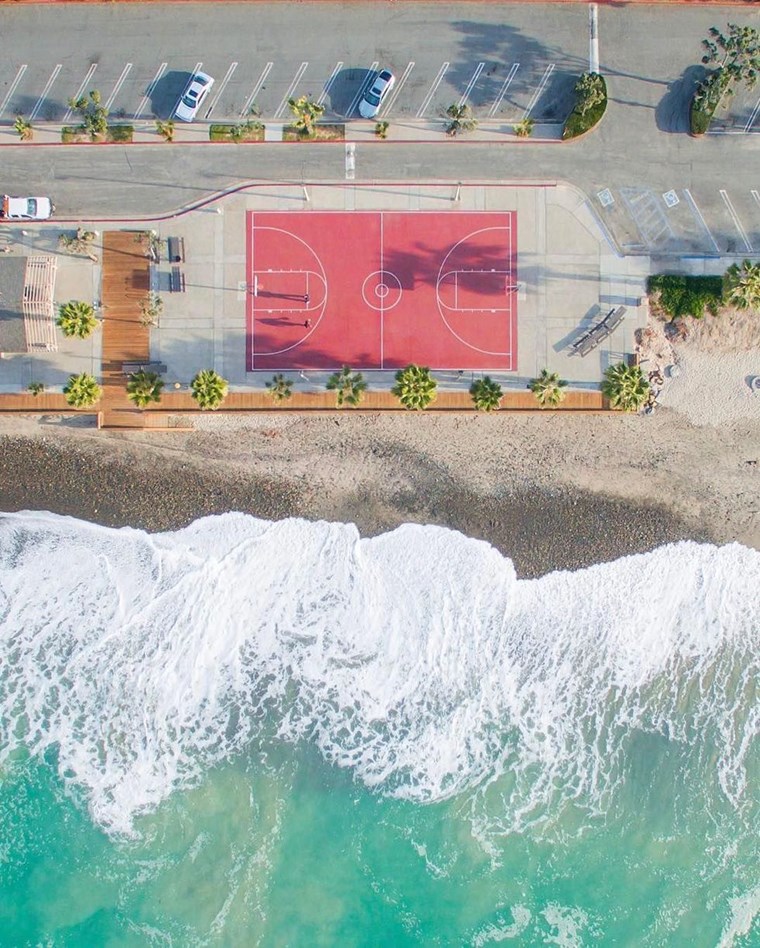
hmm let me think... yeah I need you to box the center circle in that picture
[375,283,390,299]
[361,270,403,312]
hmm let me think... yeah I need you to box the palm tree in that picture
[265,373,293,403]
[27,381,44,396]
[470,376,503,411]
[63,373,101,408]
[191,369,229,410]
[126,370,164,408]
[444,103,478,136]
[155,119,175,142]
[58,227,98,261]
[14,115,33,141]
[287,95,325,138]
[391,364,437,410]
[723,259,760,310]
[602,363,650,412]
[528,369,568,409]
[326,366,367,407]
[513,117,534,138]
[57,300,99,339]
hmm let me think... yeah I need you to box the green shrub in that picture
[647,274,723,319]
[391,364,437,410]
[689,69,728,135]
[107,125,133,142]
[562,74,607,140]
[209,121,264,142]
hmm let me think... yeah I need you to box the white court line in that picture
[487,63,519,118]
[104,63,133,111]
[522,63,554,119]
[720,189,753,252]
[240,62,273,117]
[417,62,449,117]
[206,62,238,117]
[346,61,379,117]
[380,212,384,369]
[379,61,414,117]
[29,64,62,120]
[317,61,344,106]
[274,62,309,118]
[683,189,720,253]
[744,96,760,133]
[458,62,485,108]
[62,63,99,123]
[135,63,167,118]
[0,65,28,119]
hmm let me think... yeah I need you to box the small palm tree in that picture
[287,95,325,138]
[723,259,760,310]
[470,376,503,411]
[391,364,437,410]
[139,293,164,327]
[191,369,229,410]
[63,372,102,408]
[575,72,605,115]
[374,120,389,139]
[58,227,98,261]
[27,381,44,396]
[68,89,109,140]
[444,103,478,137]
[529,369,568,409]
[57,300,99,339]
[602,363,650,412]
[326,366,367,407]
[126,370,164,408]
[155,119,175,142]
[513,117,534,138]
[14,115,33,141]
[265,373,293,403]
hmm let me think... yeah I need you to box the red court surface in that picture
[246,211,517,371]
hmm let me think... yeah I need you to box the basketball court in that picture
[246,211,518,371]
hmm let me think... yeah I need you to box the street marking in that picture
[104,63,133,111]
[487,63,519,117]
[744,96,760,133]
[752,189,760,209]
[317,61,344,106]
[522,63,554,119]
[345,142,356,180]
[589,4,599,74]
[206,62,238,118]
[135,62,167,118]
[0,65,28,119]
[29,64,62,121]
[458,62,485,108]
[683,189,720,253]
[379,61,414,117]
[720,189,753,252]
[241,62,273,117]
[62,63,99,123]
[662,190,679,208]
[346,61,379,117]
[274,62,309,118]
[417,62,449,117]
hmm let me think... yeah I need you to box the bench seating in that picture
[167,236,185,263]
[571,305,628,357]
[122,361,168,375]
[169,265,185,293]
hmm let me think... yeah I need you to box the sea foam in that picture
[0,511,757,836]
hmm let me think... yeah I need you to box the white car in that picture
[358,69,395,119]
[1,194,54,220]
[175,72,215,122]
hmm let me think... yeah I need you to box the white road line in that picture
[589,4,599,74]
[487,63,520,117]
[240,62,273,117]
[104,63,133,111]
[683,189,720,253]
[522,63,554,120]
[0,65,28,119]
[744,96,760,133]
[458,62,485,108]
[274,62,309,118]
[206,62,238,118]
[346,61,379,117]
[720,189,753,252]
[417,62,449,117]
[29,64,62,121]
[62,63,99,123]
[379,61,414,117]
[345,142,356,180]
[317,61,344,106]
[135,62,167,118]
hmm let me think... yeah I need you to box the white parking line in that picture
[379,61,414,117]
[0,65,28,119]
[317,61,344,106]
[240,62,273,117]
[346,61,379,117]
[522,64,554,119]
[744,96,760,133]
[752,189,760,209]
[135,62,167,118]
[720,189,753,252]
[458,62,485,108]
[589,4,599,74]
[417,62,449,118]
[29,64,62,121]
[206,62,238,118]
[488,63,520,117]
[274,62,309,118]
[62,63,99,123]
[104,63,133,111]
[683,189,720,253]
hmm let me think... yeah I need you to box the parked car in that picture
[175,72,215,122]
[1,194,54,220]
[358,69,395,119]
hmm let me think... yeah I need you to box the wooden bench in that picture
[167,236,185,263]
[169,265,185,293]
[122,361,168,375]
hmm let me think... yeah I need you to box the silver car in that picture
[358,69,395,119]
[175,72,215,122]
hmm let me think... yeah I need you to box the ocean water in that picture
[0,510,758,947]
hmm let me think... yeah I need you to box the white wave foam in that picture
[0,511,758,836]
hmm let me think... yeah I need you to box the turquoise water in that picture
[1,512,758,946]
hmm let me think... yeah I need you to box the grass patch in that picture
[209,123,265,142]
[689,69,725,136]
[61,124,134,143]
[562,75,607,140]
[647,274,723,320]
[283,123,345,142]
[107,125,133,143]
